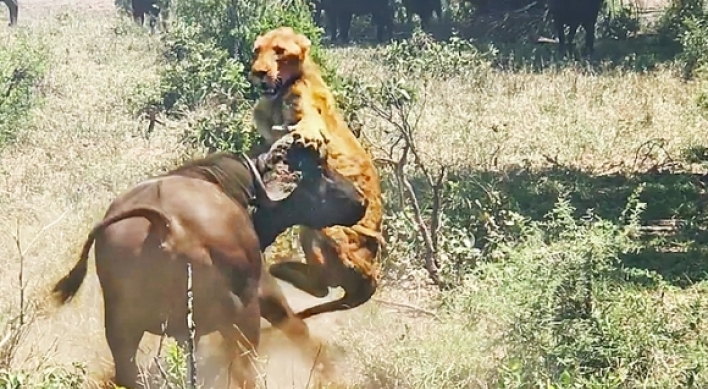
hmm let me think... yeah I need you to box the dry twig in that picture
[368,82,448,288]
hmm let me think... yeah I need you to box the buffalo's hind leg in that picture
[554,18,567,58]
[581,19,597,58]
[566,21,580,59]
[104,303,145,388]
[259,264,312,342]
[221,293,260,389]
[6,0,17,26]
[339,12,353,43]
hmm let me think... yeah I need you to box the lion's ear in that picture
[296,35,312,56]
[253,36,264,52]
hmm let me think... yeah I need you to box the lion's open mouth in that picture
[260,75,299,99]
[261,77,284,99]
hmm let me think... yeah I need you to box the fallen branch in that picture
[13,210,70,325]
[372,297,441,321]
[304,344,324,389]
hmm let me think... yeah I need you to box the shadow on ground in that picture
[395,159,708,289]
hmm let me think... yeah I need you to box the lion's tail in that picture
[51,206,173,305]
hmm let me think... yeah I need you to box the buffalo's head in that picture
[243,135,367,249]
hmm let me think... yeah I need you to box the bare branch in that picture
[304,344,324,389]
[430,167,448,254]
[372,297,442,321]
[390,144,442,286]
[12,210,70,326]
[366,75,448,288]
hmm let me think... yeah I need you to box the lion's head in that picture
[250,27,312,100]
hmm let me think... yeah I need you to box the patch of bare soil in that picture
[258,282,356,389]
[12,0,115,23]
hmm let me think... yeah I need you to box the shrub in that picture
[656,0,706,46]
[598,2,641,41]
[0,33,47,147]
[655,0,708,78]
[361,32,496,285]
[677,14,708,78]
[438,189,708,388]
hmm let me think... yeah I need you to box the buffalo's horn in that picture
[240,152,277,206]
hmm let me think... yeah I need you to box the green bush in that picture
[438,189,708,388]
[655,0,708,78]
[598,2,641,41]
[657,0,706,45]
[363,33,500,285]
[678,14,708,78]
[0,33,46,147]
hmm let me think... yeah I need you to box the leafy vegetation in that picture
[0,32,46,147]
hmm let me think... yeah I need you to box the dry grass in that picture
[1,0,708,388]
[330,46,707,173]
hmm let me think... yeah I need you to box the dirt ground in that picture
[12,0,115,22]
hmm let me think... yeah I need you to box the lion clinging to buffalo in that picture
[250,26,384,341]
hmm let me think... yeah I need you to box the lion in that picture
[250,27,384,323]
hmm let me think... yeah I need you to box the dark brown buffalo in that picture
[319,0,395,43]
[50,136,367,389]
[402,0,441,30]
[131,0,168,33]
[549,0,604,57]
[3,0,17,26]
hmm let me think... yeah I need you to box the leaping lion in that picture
[250,27,384,325]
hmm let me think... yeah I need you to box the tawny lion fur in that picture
[250,26,384,320]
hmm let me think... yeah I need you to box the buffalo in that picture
[131,0,168,33]
[318,0,395,43]
[3,0,17,26]
[402,0,441,30]
[50,135,367,389]
[548,0,604,57]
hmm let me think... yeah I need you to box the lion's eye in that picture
[274,47,285,56]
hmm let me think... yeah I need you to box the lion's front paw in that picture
[290,124,327,159]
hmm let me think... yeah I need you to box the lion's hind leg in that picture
[269,227,378,320]
[268,260,330,298]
